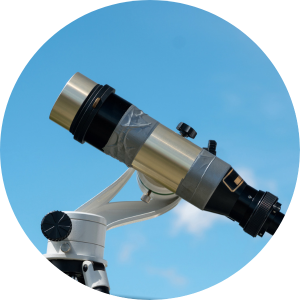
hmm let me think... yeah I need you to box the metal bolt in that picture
[248,195,252,199]
[141,190,152,204]
[61,242,71,253]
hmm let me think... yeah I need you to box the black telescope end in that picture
[204,168,285,238]
[262,211,285,236]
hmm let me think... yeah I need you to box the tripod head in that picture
[41,168,180,293]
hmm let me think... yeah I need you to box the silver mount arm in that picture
[76,168,181,230]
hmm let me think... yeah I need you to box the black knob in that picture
[176,122,197,139]
[41,211,72,241]
[203,140,217,155]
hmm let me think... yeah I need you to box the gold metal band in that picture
[132,124,202,192]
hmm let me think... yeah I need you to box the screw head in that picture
[141,194,151,203]
[83,264,88,272]
[61,242,71,253]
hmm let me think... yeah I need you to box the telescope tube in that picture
[50,72,284,238]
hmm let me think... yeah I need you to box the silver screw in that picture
[248,195,252,199]
[141,190,152,203]
[61,242,71,253]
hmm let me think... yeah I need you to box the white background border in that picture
[0,1,299,299]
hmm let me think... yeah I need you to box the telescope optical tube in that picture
[50,72,285,237]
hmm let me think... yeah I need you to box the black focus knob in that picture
[203,140,217,155]
[176,122,197,139]
[41,211,72,241]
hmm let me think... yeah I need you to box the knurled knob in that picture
[41,211,72,241]
[204,140,217,155]
[176,122,197,139]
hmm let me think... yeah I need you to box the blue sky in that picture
[0,1,299,299]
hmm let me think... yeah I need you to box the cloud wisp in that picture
[118,243,138,263]
[118,232,146,263]
[236,166,278,193]
[146,266,188,287]
[171,201,225,237]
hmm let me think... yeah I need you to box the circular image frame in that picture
[1,0,298,300]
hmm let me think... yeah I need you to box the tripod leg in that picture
[82,261,110,294]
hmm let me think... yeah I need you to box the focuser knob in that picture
[41,211,72,241]
[203,140,217,155]
[176,122,197,139]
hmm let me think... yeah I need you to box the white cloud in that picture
[118,232,146,263]
[235,166,257,187]
[146,266,188,287]
[223,92,242,107]
[236,166,278,193]
[171,201,225,237]
[118,243,137,263]
[261,95,287,119]
[263,179,278,193]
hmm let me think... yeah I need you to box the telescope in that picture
[42,72,285,293]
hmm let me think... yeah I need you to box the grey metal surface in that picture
[176,149,231,209]
[50,72,97,130]
[103,105,159,167]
